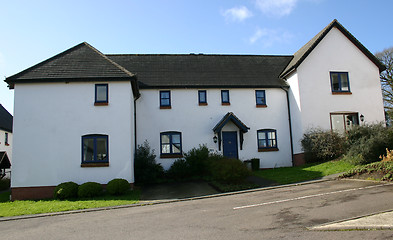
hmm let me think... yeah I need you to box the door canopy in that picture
[212,112,250,151]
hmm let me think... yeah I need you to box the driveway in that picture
[1,179,392,240]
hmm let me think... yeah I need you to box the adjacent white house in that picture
[5,19,386,200]
[0,104,12,179]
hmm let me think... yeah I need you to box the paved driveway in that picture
[1,180,392,240]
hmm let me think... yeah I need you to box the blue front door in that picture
[222,131,238,159]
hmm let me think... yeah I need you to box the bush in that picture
[301,128,346,163]
[134,141,165,185]
[209,157,251,183]
[166,159,191,181]
[78,182,103,198]
[184,145,209,177]
[0,178,10,191]
[346,124,393,164]
[106,178,130,195]
[380,148,393,162]
[54,181,79,199]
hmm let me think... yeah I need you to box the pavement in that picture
[1,174,393,231]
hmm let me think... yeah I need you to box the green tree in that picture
[376,47,393,121]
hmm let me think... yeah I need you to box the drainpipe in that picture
[280,86,294,166]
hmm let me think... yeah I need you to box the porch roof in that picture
[213,112,250,133]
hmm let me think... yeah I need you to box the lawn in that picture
[253,159,356,184]
[0,190,140,218]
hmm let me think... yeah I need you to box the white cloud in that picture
[255,0,298,17]
[222,6,253,22]
[249,27,294,47]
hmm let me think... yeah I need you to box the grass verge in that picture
[253,159,356,184]
[339,161,393,181]
[0,190,140,218]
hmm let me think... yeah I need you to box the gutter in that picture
[280,86,294,166]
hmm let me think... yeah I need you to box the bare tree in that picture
[376,47,393,119]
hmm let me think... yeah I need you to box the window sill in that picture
[160,106,172,109]
[160,154,183,159]
[256,104,267,108]
[199,102,208,106]
[5,143,9,146]
[81,163,109,167]
[94,102,109,106]
[332,92,352,95]
[221,102,230,106]
[258,148,279,152]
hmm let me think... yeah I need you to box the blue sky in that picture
[1,0,392,114]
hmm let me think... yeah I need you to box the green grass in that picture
[253,159,356,184]
[0,190,140,217]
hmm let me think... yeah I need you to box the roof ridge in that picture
[107,53,294,57]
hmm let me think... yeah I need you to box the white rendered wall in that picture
[11,81,135,188]
[288,27,385,154]
[136,88,292,169]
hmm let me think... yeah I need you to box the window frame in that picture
[160,90,171,109]
[95,84,109,105]
[257,129,278,152]
[330,72,351,93]
[81,134,109,167]
[160,131,182,158]
[221,90,230,105]
[198,90,207,105]
[255,90,266,107]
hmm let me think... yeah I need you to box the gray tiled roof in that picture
[5,42,135,89]
[0,104,12,133]
[108,54,293,89]
[280,19,385,78]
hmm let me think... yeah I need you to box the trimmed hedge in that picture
[53,182,79,200]
[106,178,130,195]
[78,182,103,198]
[209,157,251,183]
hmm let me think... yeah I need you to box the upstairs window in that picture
[221,90,230,105]
[257,129,278,152]
[95,84,108,105]
[255,90,266,107]
[330,72,350,93]
[5,132,9,145]
[82,134,108,166]
[160,131,182,157]
[160,91,171,109]
[198,90,207,105]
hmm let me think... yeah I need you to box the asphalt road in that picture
[1,180,393,240]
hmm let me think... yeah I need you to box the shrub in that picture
[78,182,103,198]
[380,148,393,162]
[184,145,209,177]
[209,157,251,183]
[346,124,393,164]
[106,178,130,195]
[0,178,10,191]
[134,141,165,185]
[301,128,346,163]
[53,182,79,200]
[166,159,191,181]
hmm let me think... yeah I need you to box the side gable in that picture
[5,42,140,98]
[280,19,385,78]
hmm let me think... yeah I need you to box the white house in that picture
[5,19,386,200]
[0,104,12,178]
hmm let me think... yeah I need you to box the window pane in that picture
[331,115,345,134]
[172,134,180,144]
[340,74,349,91]
[83,138,95,162]
[256,91,265,105]
[268,131,275,140]
[345,114,358,130]
[222,91,229,103]
[161,144,170,153]
[199,91,206,103]
[172,143,181,153]
[331,73,340,91]
[161,99,170,106]
[96,85,107,102]
[161,92,169,98]
[258,132,265,140]
[96,138,107,161]
[258,139,266,148]
[161,134,170,144]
